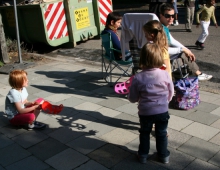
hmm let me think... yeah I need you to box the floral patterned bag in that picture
[172,77,200,110]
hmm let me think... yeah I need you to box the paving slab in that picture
[59,96,85,108]
[88,144,131,168]
[74,160,109,170]
[0,143,31,166]
[86,107,121,121]
[209,132,220,146]
[27,137,68,161]
[67,134,106,155]
[105,113,140,134]
[210,119,220,129]
[45,148,89,170]
[97,98,128,109]
[44,94,72,103]
[73,101,103,113]
[12,130,48,148]
[0,133,14,149]
[210,107,220,116]
[81,94,106,104]
[195,101,219,113]
[181,122,220,141]
[48,126,86,144]
[185,110,220,125]
[208,151,220,167]
[167,128,192,149]
[149,147,195,170]
[185,158,220,170]
[112,154,166,170]
[200,93,220,103]
[115,103,138,116]
[91,86,115,95]
[82,120,116,137]
[0,125,27,138]
[168,108,196,118]
[178,137,220,161]
[5,156,50,170]
[168,115,193,131]
[100,128,138,145]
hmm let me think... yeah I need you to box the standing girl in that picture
[195,0,218,49]
[5,70,46,129]
[128,43,174,164]
[143,20,172,78]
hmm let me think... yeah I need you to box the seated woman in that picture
[101,12,132,61]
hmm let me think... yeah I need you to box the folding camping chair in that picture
[101,32,133,86]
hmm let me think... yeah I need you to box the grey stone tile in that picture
[48,126,86,144]
[123,138,157,156]
[74,74,97,81]
[105,113,139,134]
[0,86,11,96]
[33,91,54,98]
[169,108,195,118]
[178,137,220,161]
[12,130,48,149]
[210,98,220,106]
[112,154,166,170]
[97,98,128,109]
[91,86,114,95]
[67,134,106,155]
[210,107,220,116]
[60,113,97,129]
[75,160,109,170]
[26,86,43,94]
[0,125,27,138]
[82,121,116,137]
[81,94,106,104]
[195,101,219,113]
[74,102,102,113]
[210,119,220,130]
[167,128,192,149]
[0,143,31,166]
[169,115,193,131]
[149,147,195,170]
[209,151,220,167]
[45,148,89,170]
[115,103,138,116]
[185,110,220,125]
[88,144,131,168]
[0,97,5,106]
[60,96,85,108]
[86,107,121,122]
[0,114,9,128]
[28,138,68,161]
[100,128,138,145]
[65,80,87,88]
[5,156,50,170]
[200,93,220,103]
[209,132,220,146]
[186,158,220,170]
[181,122,220,141]
[0,134,14,149]
[76,82,103,91]
[44,93,71,103]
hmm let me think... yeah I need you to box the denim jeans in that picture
[138,112,170,158]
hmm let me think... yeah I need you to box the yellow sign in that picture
[6,9,15,27]
[74,7,90,29]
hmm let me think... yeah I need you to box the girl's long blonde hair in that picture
[143,20,168,51]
